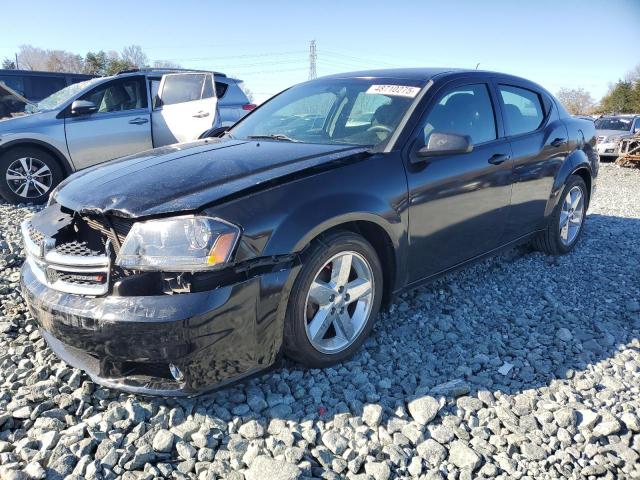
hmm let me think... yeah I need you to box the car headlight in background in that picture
[116,216,240,271]
[604,135,622,144]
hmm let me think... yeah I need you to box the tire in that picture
[0,147,64,205]
[284,231,383,368]
[532,174,588,255]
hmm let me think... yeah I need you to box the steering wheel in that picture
[366,124,393,134]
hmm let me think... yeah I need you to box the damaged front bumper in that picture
[21,260,294,396]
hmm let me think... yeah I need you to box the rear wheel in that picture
[284,231,383,367]
[0,147,63,204]
[533,175,587,255]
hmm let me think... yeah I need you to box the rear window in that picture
[160,74,206,106]
[215,81,228,98]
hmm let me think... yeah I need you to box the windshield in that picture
[594,117,632,131]
[33,78,103,112]
[230,78,424,147]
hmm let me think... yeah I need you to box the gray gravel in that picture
[0,163,639,479]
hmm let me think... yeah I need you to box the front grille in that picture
[28,223,44,246]
[56,241,102,257]
[84,216,133,252]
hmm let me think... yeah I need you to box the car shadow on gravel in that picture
[183,213,640,424]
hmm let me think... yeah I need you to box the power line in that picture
[309,40,317,80]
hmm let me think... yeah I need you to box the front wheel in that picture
[533,175,588,255]
[284,231,383,368]
[0,147,63,205]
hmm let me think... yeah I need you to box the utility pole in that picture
[15,53,19,70]
[308,40,317,80]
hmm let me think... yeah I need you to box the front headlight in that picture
[605,135,622,144]
[116,216,240,271]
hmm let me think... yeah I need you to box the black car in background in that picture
[21,68,599,395]
[0,69,96,103]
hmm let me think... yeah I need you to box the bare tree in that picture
[17,45,50,71]
[153,60,182,69]
[46,50,84,73]
[556,88,595,115]
[121,45,149,68]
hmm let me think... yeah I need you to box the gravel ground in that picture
[0,163,638,480]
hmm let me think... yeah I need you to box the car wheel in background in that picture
[284,231,383,368]
[533,174,588,255]
[0,147,63,205]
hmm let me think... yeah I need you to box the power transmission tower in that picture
[308,40,317,80]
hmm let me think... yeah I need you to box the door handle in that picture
[193,111,210,118]
[488,153,510,165]
[551,137,567,147]
[128,117,149,125]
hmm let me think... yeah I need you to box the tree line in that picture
[1,44,180,76]
[556,64,640,116]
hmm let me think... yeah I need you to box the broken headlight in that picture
[115,216,240,271]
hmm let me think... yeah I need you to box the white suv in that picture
[0,69,220,204]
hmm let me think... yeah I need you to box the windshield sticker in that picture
[366,85,421,98]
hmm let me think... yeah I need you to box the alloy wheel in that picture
[6,157,53,199]
[304,251,374,354]
[559,185,584,246]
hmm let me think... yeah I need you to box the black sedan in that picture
[21,68,599,395]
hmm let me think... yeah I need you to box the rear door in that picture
[495,81,570,241]
[151,73,217,145]
[64,76,152,169]
[404,79,513,283]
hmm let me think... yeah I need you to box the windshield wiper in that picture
[247,134,299,142]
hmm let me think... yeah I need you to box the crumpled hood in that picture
[55,138,368,218]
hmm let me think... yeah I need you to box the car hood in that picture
[55,138,369,218]
[596,129,633,139]
[0,109,51,129]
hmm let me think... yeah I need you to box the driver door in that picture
[151,73,217,146]
[404,80,513,283]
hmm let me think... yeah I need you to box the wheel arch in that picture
[305,219,398,306]
[0,139,74,176]
[545,149,593,216]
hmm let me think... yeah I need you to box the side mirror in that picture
[414,132,473,161]
[198,126,229,139]
[70,100,98,116]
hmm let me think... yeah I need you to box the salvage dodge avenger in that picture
[21,68,599,395]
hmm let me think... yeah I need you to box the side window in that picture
[80,77,147,113]
[422,83,497,145]
[150,79,161,109]
[498,85,545,136]
[0,76,26,96]
[633,118,640,133]
[215,81,228,99]
[159,74,206,106]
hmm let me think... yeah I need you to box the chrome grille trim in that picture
[21,219,110,296]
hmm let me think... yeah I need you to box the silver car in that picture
[0,69,221,204]
[214,76,256,126]
[595,114,640,160]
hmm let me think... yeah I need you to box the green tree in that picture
[84,51,107,75]
[2,58,16,69]
[600,81,634,113]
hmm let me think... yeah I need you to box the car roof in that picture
[315,68,545,88]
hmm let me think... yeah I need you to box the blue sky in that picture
[1,0,638,103]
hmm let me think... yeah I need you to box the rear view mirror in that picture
[416,132,473,159]
[70,100,98,116]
